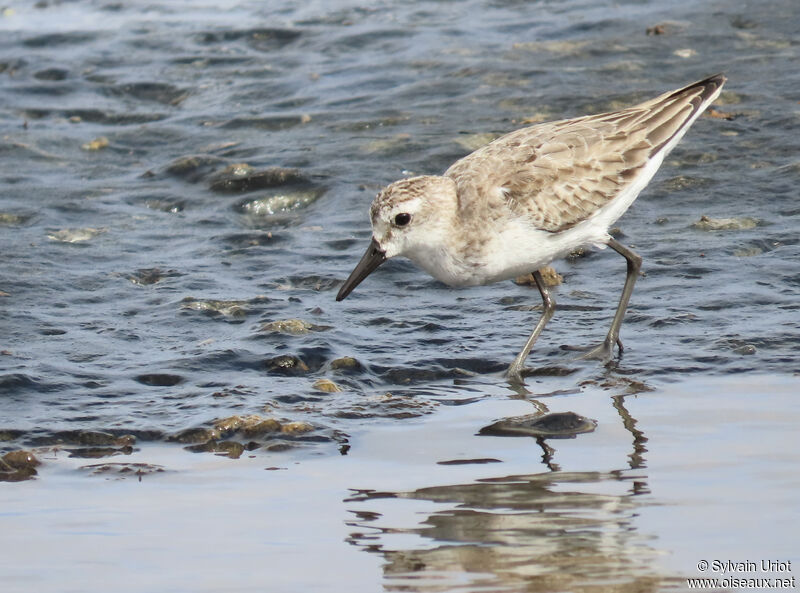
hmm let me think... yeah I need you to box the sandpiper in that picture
[337,74,726,384]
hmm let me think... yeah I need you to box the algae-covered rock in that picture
[514,266,563,287]
[692,215,758,231]
[238,189,323,217]
[213,415,245,433]
[265,355,310,375]
[210,165,306,193]
[281,421,313,434]
[164,154,225,182]
[479,412,596,438]
[181,297,249,319]
[2,449,40,469]
[81,136,109,151]
[66,446,133,459]
[214,414,282,437]
[330,356,362,371]
[454,132,501,152]
[241,418,282,437]
[128,268,180,286]
[184,440,245,459]
[0,449,40,482]
[168,427,221,444]
[312,378,342,393]
[0,213,26,225]
[259,318,332,335]
[81,462,165,479]
[74,431,136,446]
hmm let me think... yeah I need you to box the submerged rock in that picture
[673,48,697,59]
[213,415,247,433]
[733,246,763,257]
[479,412,597,439]
[164,154,226,182]
[185,440,245,459]
[2,449,40,470]
[135,373,184,387]
[454,132,501,152]
[242,418,282,437]
[168,427,221,444]
[81,136,109,151]
[73,431,136,446]
[47,227,106,243]
[210,165,306,193]
[67,446,133,459]
[265,355,310,375]
[0,449,40,482]
[512,39,590,55]
[361,133,411,155]
[514,266,563,287]
[312,378,342,393]
[181,414,317,457]
[734,344,757,355]
[329,357,363,372]
[213,414,282,437]
[128,268,181,285]
[692,215,758,231]
[180,297,263,320]
[238,189,324,217]
[259,318,331,335]
[0,213,27,225]
[281,421,313,434]
[80,462,165,479]
[580,376,654,395]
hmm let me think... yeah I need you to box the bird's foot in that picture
[566,336,623,363]
[505,365,526,387]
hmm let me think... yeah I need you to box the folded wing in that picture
[446,74,726,232]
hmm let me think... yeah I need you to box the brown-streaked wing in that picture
[446,74,725,232]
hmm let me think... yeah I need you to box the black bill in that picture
[336,237,386,301]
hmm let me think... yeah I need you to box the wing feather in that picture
[445,74,726,232]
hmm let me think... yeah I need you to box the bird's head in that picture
[336,175,458,301]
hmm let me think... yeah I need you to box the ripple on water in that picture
[194,28,302,51]
[0,0,798,482]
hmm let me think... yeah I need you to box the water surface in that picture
[1,0,798,591]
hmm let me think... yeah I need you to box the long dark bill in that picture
[336,237,387,301]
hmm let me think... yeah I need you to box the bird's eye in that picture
[394,213,411,227]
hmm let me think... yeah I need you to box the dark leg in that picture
[507,270,556,384]
[580,237,642,361]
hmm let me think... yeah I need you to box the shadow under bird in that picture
[336,74,727,384]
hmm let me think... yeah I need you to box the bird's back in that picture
[445,74,727,234]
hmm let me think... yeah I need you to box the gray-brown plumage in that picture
[337,74,726,384]
[445,74,726,233]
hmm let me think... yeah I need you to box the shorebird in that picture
[336,74,726,384]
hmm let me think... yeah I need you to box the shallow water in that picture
[1,0,799,591]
